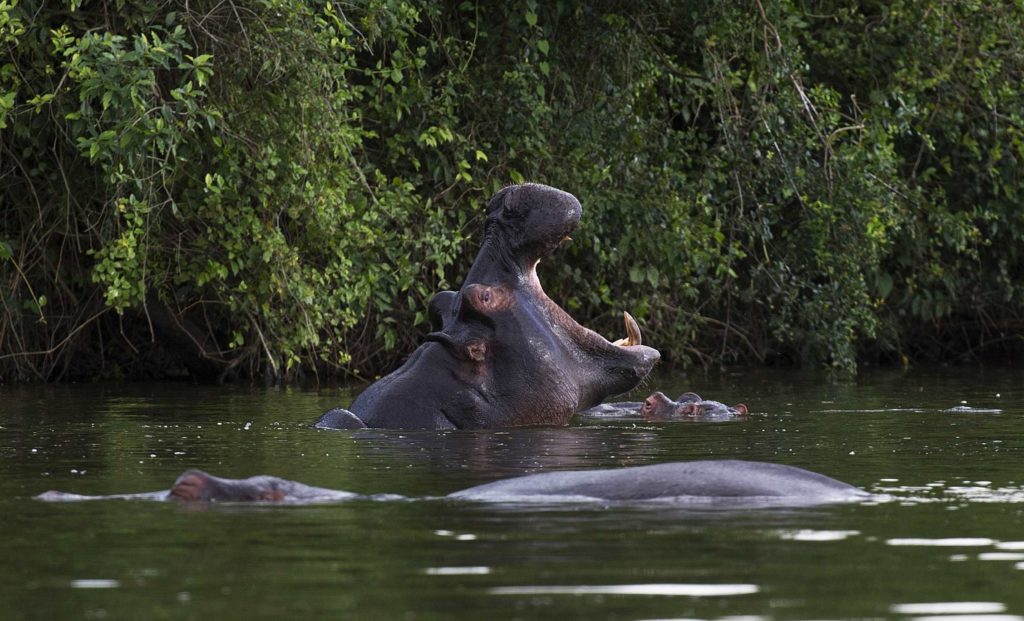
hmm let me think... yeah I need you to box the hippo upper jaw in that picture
[464,184,660,416]
[464,184,582,285]
[486,183,582,269]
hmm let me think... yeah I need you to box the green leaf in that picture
[525,11,537,27]
[390,67,403,83]
[537,39,549,55]
[876,272,894,299]
[646,266,659,286]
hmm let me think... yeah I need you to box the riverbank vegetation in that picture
[2,0,1022,382]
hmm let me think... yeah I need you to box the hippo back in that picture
[447,460,868,504]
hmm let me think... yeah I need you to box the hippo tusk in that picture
[611,311,642,347]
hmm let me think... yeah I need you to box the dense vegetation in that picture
[2,0,1022,382]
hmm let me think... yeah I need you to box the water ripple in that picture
[891,602,1006,615]
[488,584,760,597]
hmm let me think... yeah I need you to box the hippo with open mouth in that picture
[315,183,660,430]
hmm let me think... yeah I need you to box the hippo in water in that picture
[37,461,869,506]
[640,391,748,421]
[577,391,748,422]
[315,184,660,430]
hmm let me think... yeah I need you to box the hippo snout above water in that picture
[640,391,748,421]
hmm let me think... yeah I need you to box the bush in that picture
[1,0,1022,382]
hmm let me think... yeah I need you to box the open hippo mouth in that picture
[455,182,651,353]
[448,183,660,412]
[512,185,650,346]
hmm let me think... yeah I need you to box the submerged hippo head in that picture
[640,391,748,421]
[334,183,660,429]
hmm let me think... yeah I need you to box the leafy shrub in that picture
[1,0,1022,382]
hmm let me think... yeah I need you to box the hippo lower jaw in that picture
[522,266,659,410]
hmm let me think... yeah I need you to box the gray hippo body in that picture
[38,461,868,506]
[448,460,864,504]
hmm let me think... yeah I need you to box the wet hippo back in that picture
[447,460,867,504]
[37,461,868,506]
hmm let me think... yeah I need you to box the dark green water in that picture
[2,367,1023,620]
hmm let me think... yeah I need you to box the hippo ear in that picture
[677,392,701,403]
[428,290,457,331]
[486,185,516,216]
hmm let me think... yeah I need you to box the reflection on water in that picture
[891,602,1010,614]
[873,480,1024,505]
[487,583,761,596]
[2,366,1024,620]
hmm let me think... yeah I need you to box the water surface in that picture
[2,367,1022,620]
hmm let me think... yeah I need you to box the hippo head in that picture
[640,391,679,421]
[423,184,660,426]
[640,391,748,421]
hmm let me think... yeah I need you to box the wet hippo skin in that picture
[37,461,869,506]
[640,391,749,421]
[316,184,660,430]
[578,392,748,422]
[447,460,865,503]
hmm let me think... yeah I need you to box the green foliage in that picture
[1,0,1023,382]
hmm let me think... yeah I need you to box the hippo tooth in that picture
[611,311,642,347]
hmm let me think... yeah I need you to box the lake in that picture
[2,366,1023,620]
